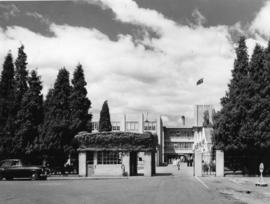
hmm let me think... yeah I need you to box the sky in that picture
[1,0,270,124]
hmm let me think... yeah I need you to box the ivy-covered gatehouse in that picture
[75,131,157,176]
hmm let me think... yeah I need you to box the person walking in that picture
[177,159,181,171]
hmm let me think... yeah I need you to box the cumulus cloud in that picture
[1,0,250,118]
[250,1,270,38]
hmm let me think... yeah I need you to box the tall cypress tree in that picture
[11,45,29,156]
[0,52,15,156]
[42,68,71,165]
[38,88,54,154]
[213,36,249,152]
[99,100,112,132]
[253,41,270,164]
[13,70,43,158]
[240,45,265,148]
[14,45,28,113]
[69,64,92,136]
[213,38,270,173]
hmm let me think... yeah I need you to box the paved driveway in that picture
[0,164,236,204]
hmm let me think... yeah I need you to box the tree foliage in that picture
[41,68,71,164]
[14,70,43,156]
[69,64,92,136]
[0,52,15,156]
[213,37,270,174]
[0,46,93,166]
[14,45,28,114]
[99,100,112,132]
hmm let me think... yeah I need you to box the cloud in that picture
[0,3,20,20]
[250,1,270,38]
[0,0,244,118]
[192,9,207,26]
[26,12,50,25]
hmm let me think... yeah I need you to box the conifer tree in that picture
[0,52,15,156]
[38,88,54,153]
[240,45,265,149]
[13,70,43,157]
[41,68,71,165]
[99,100,112,132]
[213,38,270,173]
[213,36,249,152]
[69,64,92,136]
[14,45,28,113]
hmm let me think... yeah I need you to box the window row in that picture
[92,121,120,131]
[167,130,193,137]
[97,152,122,164]
[165,142,193,150]
[144,121,156,131]
[92,121,157,132]
[126,121,139,131]
[112,121,120,131]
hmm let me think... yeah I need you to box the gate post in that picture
[144,152,153,176]
[216,150,224,177]
[78,151,86,177]
[122,152,130,176]
[194,151,202,177]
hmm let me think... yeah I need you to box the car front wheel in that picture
[32,172,39,180]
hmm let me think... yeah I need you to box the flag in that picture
[196,78,204,85]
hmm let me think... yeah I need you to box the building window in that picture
[126,121,139,131]
[97,152,122,164]
[165,142,193,151]
[144,121,156,131]
[112,121,120,131]
[91,122,99,131]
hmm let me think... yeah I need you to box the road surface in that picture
[0,164,237,204]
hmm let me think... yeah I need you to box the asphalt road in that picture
[0,165,236,204]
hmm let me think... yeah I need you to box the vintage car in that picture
[0,159,47,180]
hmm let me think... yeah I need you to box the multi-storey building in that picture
[194,105,214,127]
[91,104,214,166]
[163,126,194,163]
[91,113,164,165]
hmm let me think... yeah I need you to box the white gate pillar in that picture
[122,152,130,176]
[216,150,224,177]
[144,152,153,176]
[194,151,202,177]
[78,151,87,177]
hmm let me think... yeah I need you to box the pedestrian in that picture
[177,160,180,171]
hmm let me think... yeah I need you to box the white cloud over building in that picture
[1,0,270,117]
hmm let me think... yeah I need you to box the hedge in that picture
[75,131,158,152]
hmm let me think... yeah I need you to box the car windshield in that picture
[11,160,21,167]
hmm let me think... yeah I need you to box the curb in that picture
[47,176,128,181]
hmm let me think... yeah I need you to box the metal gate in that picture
[202,152,216,176]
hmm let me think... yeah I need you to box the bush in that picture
[75,131,158,151]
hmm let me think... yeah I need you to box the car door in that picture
[11,160,25,178]
[8,160,21,178]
